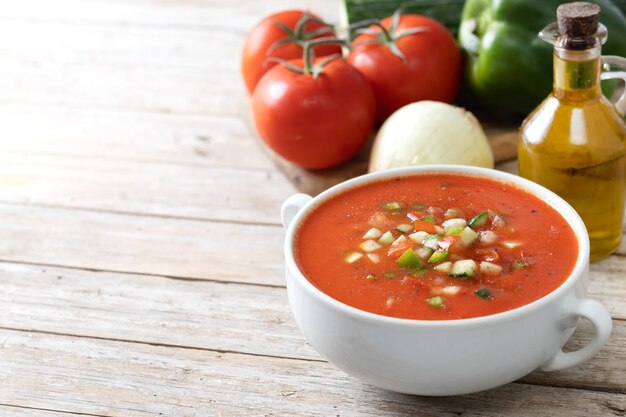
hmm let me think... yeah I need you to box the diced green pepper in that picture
[512,261,529,270]
[475,288,492,299]
[427,296,444,308]
[397,249,423,269]
[428,250,449,264]
[381,202,402,211]
[420,214,436,224]
[468,211,489,228]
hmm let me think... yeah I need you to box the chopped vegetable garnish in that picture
[475,288,492,299]
[412,219,438,234]
[360,239,382,253]
[449,259,477,278]
[362,227,382,240]
[444,226,464,235]
[478,230,498,245]
[502,241,523,249]
[442,218,467,228]
[381,202,402,211]
[427,295,444,308]
[395,224,413,234]
[409,231,428,244]
[480,261,503,275]
[344,251,363,264]
[366,274,377,280]
[468,211,489,228]
[512,261,529,270]
[415,247,433,259]
[460,227,478,245]
[437,235,461,252]
[377,231,395,245]
[420,214,436,223]
[397,249,424,269]
[434,261,452,273]
[423,234,443,250]
[442,285,460,295]
[367,253,380,263]
[428,249,449,263]
[492,214,506,228]
[444,207,463,219]
[383,271,396,279]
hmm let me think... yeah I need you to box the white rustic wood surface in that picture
[0,1,624,416]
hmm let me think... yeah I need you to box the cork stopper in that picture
[557,2,601,50]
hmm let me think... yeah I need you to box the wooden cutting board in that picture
[242,96,522,196]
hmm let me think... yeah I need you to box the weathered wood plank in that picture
[0,262,623,392]
[0,204,284,285]
[0,0,340,31]
[0,152,293,224]
[0,405,95,417]
[0,329,623,417]
[0,104,272,169]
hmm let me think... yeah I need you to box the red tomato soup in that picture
[294,174,578,320]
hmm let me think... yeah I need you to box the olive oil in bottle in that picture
[518,2,626,261]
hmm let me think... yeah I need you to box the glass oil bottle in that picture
[518,2,626,261]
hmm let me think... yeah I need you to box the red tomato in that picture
[346,14,461,122]
[252,58,376,169]
[241,10,342,94]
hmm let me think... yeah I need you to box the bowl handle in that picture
[281,194,313,229]
[540,299,612,372]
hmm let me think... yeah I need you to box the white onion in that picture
[369,101,494,172]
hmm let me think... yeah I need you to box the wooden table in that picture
[0,1,623,415]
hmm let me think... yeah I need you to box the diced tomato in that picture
[437,235,463,253]
[387,239,411,257]
[412,219,438,234]
[476,248,499,262]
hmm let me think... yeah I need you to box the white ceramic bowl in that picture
[281,165,612,396]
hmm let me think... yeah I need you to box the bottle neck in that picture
[553,44,602,102]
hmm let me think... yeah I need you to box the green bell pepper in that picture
[459,0,626,115]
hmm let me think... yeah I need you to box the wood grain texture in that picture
[0,204,284,285]
[0,261,623,394]
[0,152,293,224]
[0,104,273,169]
[0,406,96,417]
[0,329,624,417]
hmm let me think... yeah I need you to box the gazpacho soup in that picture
[294,174,579,320]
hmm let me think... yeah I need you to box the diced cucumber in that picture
[442,285,460,295]
[394,223,413,234]
[392,235,408,246]
[362,227,382,240]
[468,211,489,228]
[409,231,428,244]
[381,202,402,211]
[449,259,477,278]
[422,234,443,250]
[420,214,436,224]
[434,261,452,274]
[397,249,423,269]
[359,239,382,253]
[377,231,395,246]
[428,250,449,264]
[444,226,464,236]
[434,225,445,234]
[367,253,380,263]
[444,207,463,219]
[344,251,363,264]
[442,218,467,228]
[427,295,444,308]
[475,288,492,299]
[415,247,433,259]
[460,227,478,245]
[480,261,503,275]
[502,241,523,249]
